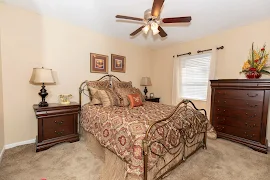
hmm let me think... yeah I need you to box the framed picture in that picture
[150,93,154,98]
[111,54,126,73]
[90,53,108,74]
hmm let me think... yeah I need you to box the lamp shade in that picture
[140,77,152,86]
[30,67,55,84]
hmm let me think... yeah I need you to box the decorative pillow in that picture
[112,80,132,89]
[127,94,143,108]
[86,80,110,103]
[115,87,144,106]
[98,89,120,107]
[89,87,102,105]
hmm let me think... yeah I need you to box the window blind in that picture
[180,54,211,101]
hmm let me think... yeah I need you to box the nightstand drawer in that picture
[43,126,74,140]
[43,115,75,130]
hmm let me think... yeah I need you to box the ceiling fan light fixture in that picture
[142,25,150,34]
[151,22,159,31]
[152,28,160,35]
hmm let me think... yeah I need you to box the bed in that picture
[79,75,215,180]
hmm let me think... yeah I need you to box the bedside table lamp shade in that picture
[30,68,55,84]
[30,67,55,107]
[140,77,152,97]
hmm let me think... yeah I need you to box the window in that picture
[180,54,211,101]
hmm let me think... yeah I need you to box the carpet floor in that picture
[0,139,269,180]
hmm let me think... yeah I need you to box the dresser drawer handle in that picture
[245,113,256,118]
[247,93,258,97]
[54,121,64,125]
[246,103,258,108]
[245,123,256,128]
[54,130,64,135]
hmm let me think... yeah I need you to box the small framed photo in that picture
[90,53,108,74]
[150,93,154,98]
[111,54,126,73]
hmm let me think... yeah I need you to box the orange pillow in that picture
[127,94,143,108]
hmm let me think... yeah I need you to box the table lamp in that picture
[140,77,152,98]
[30,67,55,107]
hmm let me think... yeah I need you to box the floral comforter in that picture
[80,102,212,178]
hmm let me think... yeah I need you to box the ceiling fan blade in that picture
[158,26,167,37]
[130,26,145,36]
[151,0,165,17]
[116,15,144,21]
[162,16,192,23]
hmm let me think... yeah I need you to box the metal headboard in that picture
[79,74,122,107]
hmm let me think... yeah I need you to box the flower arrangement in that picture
[240,43,269,79]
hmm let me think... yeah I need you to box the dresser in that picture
[33,102,80,152]
[210,79,269,153]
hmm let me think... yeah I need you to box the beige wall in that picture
[0,33,5,151]
[0,4,152,144]
[151,19,270,140]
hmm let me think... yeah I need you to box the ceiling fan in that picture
[115,0,192,38]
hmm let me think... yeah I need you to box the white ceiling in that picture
[3,0,270,48]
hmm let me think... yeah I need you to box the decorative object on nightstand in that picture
[59,94,73,105]
[140,77,152,98]
[30,67,55,107]
[150,93,154,98]
[145,97,160,103]
[33,102,80,152]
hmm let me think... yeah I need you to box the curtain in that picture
[171,56,181,105]
[206,48,217,118]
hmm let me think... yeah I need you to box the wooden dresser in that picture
[33,102,80,152]
[210,79,269,153]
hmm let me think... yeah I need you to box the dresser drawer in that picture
[43,126,74,140]
[215,89,264,101]
[43,115,75,130]
[215,124,260,142]
[214,106,261,121]
[214,98,263,111]
[214,115,261,131]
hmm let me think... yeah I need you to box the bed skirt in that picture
[81,128,205,180]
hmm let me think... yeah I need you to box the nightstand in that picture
[33,102,80,152]
[145,97,160,103]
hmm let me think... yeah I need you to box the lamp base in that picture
[144,86,148,99]
[39,101,48,107]
[38,83,49,107]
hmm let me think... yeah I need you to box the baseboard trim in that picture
[0,146,5,163]
[5,139,35,149]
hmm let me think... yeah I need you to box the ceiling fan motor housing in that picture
[144,9,160,22]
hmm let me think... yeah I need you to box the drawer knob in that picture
[224,101,227,103]
[247,93,258,97]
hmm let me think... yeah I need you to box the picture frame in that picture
[111,54,126,73]
[90,53,108,74]
[150,93,154,98]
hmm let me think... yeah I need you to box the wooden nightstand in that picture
[33,102,80,152]
[145,97,160,103]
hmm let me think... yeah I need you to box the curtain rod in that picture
[197,46,224,54]
[173,52,191,58]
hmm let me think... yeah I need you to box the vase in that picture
[245,70,262,79]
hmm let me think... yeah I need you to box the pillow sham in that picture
[115,87,144,106]
[98,88,120,107]
[127,94,143,108]
[86,80,110,103]
[112,80,132,89]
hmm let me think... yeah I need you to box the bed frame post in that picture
[143,140,148,180]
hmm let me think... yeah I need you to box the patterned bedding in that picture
[80,101,211,178]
